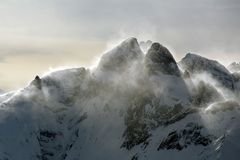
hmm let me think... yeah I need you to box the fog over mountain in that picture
[0,0,240,91]
[0,38,240,160]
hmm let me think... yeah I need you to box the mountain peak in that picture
[2,38,240,160]
[122,37,138,47]
[185,53,213,61]
[181,53,230,74]
[180,53,234,90]
[145,42,181,76]
[30,75,42,89]
[97,37,143,72]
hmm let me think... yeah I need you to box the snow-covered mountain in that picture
[0,38,240,160]
[179,53,235,90]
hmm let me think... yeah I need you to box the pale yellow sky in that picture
[0,34,238,91]
[0,37,106,91]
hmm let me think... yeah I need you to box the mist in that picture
[0,37,240,159]
[0,0,240,91]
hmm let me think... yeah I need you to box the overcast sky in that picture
[0,0,240,90]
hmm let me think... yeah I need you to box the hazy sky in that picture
[0,0,240,91]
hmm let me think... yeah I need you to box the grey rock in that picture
[145,43,181,76]
[180,53,235,90]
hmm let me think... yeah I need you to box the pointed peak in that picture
[116,37,141,53]
[148,43,175,59]
[180,52,234,90]
[35,75,41,80]
[145,42,180,76]
[150,42,162,50]
[123,37,138,45]
[30,75,42,89]
[181,53,224,70]
[97,37,143,72]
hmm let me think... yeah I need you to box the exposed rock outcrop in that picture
[158,123,213,151]
[30,75,42,89]
[179,53,235,90]
[145,43,181,76]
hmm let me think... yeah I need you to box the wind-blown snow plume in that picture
[0,38,240,160]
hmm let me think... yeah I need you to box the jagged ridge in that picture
[0,38,240,160]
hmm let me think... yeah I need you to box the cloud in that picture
[0,0,240,90]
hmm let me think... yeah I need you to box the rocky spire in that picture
[145,43,181,76]
[30,75,42,89]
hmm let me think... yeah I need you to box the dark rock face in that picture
[121,90,196,150]
[145,43,181,76]
[121,92,153,150]
[131,154,139,160]
[158,123,213,151]
[121,121,151,150]
[180,53,235,90]
[37,130,62,160]
[31,75,42,89]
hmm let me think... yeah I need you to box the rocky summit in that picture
[179,53,235,90]
[145,43,181,76]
